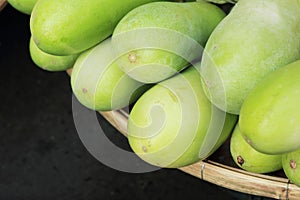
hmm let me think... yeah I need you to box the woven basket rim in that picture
[99,109,300,200]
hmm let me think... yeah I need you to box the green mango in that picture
[29,37,78,71]
[7,0,38,15]
[230,124,282,174]
[71,38,151,111]
[112,1,226,83]
[30,0,166,56]
[239,60,300,155]
[282,148,300,187]
[199,0,300,114]
[127,67,237,168]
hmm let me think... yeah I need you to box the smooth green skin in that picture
[127,67,237,168]
[30,0,165,56]
[29,37,78,71]
[230,124,282,174]
[239,60,300,155]
[71,38,151,111]
[199,0,300,114]
[282,149,300,186]
[112,1,226,83]
[7,0,38,15]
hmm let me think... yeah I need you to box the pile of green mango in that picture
[8,0,300,187]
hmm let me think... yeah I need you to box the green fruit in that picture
[30,0,166,56]
[112,1,226,83]
[230,124,282,174]
[199,0,300,114]
[282,149,300,187]
[29,37,78,71]
[239,60,300,155]
[7,0,38,15]
[71,38,151,111]
[127,67,237,168]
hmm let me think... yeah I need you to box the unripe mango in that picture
[127,67,237,168]
[282,148,300,187]
[30,0,167,56]
[230,124,282,174]
[239,60,300,155]
[199,0,300,114]
[7,0,38,15]
[112,1,226,83]
[71,38,151,111]
[29,37,78,71]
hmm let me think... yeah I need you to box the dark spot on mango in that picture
[237,155,244,166]
[290,159,297,169]
[82,88,88,93]
[142,146,147,153]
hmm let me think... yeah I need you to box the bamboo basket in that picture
[90,109,300,200]
[68,65,300,200]
[2,1,300,199]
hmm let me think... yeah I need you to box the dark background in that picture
[0,4,272,200]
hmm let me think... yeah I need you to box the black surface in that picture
[0,4,271,200]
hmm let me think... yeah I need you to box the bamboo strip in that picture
[99,108,300,200]
[0,0,7,11]
[67,66,300,198]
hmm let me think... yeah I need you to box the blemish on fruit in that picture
[206,80,211,88]
[128,52,137,63]
[290,159,297,169]
[82,88,88,94]
[142,146,148,153]
[245,138,252,145]
[237,155,244,166]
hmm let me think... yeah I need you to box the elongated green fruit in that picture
[71,38,151,111]
[7,0,38,15]
[112,1,226,83]
[282,149,300,187]
[30,0,167,56]
[239,60,300,155]
[199,0,300,114]
[127,67,237,168]
[230,124,282,174]
[29,37,78,71]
